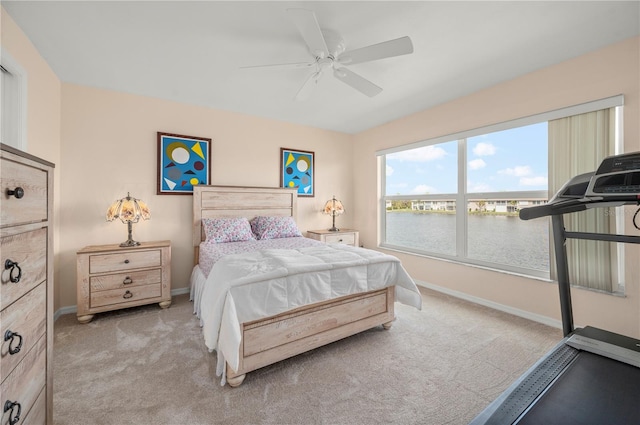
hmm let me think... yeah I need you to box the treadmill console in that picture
[586,152,640,196]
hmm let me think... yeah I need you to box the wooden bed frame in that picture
[193,185,395,387]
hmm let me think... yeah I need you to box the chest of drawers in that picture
[76,240,171,323]
[1,143,54,425]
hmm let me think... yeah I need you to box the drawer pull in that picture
[4,330,23,355]
[123,290,133,299]
[123,276,133,285]
[4,259,22,283]
[3,400,21,425]
[124,259,130,264]
[6,186,24,199]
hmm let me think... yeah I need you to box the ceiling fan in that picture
[242,8,414,100]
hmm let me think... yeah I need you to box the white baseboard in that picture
[414,279,562,330]
[55,282,561,330]
[54,286,192,322]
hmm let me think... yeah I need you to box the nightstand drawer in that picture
[0,227,47,310]
[89,249,162,274]
[0,156,49,227]
[90,283,162,308]
[324,233,356,245]
[90,268,162,291]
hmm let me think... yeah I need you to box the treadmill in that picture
[470,152,640,425]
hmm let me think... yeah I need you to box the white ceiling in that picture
[3,1,639,134]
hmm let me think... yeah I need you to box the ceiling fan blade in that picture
[333,67,382,97]
[338,36,413,66]
[295,71,323,101]
[286,8,329,59]
[240,61,315,71]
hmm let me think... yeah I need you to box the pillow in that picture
[251,216,302,240]
[202,217,256,243]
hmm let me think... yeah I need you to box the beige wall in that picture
[1,8,63,308]
[353,36,640,338]
[58,85,354,309]
[4,4,639,337]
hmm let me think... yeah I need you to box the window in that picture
[379,96,624,288]
[1,49,27,150]
[382,125,548,277]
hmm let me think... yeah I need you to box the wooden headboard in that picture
[192,185,298,263]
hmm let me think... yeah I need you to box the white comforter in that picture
[199,243,422,384]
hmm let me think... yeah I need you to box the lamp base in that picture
[119,239,140,248]
[328,227,340,232]
[120,221,140,247]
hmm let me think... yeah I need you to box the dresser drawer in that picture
[1,227,47,310]
[90,283,162,309]
[90,268,162,292]
[89,249,162,274]
[1,283,46,383]
[324,233,356,245]
[21,387,46,425]
[0,335,46,425]
[0,156,49,227]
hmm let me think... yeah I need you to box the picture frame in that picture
[157,132,212,195]
[280,148,314,197]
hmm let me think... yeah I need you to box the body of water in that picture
[385,212,550,271]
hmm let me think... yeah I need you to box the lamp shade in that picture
[106,193,150,247]
[323,196,344,231]
[323,197,345,216]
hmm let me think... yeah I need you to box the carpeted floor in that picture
[53,287,562,425]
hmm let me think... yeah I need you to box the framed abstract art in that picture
[280,148,314,197]
[157,132,211,195]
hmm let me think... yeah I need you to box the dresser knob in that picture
[4,330,23,355]
[6,187,24,199]
[3,400,21,425]
[123,276,133,285]
[124,259,130,264]
[123,290,133,299]
[4,259,22,283]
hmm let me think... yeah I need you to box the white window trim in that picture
[1,48,28,150]
[378,95,624,279]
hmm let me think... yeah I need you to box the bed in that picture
[190,185,422,387]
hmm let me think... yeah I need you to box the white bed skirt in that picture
[189,265,207,323]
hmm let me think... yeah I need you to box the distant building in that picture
[403,198,548,213]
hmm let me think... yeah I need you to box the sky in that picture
[386,122,548,195]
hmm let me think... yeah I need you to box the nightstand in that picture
[307,229,360,247]
[76,240,171,323]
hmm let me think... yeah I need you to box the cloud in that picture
[388,145,447,162]
[411,184,436,194]
[468,159,486,170]
[499,165,532,177]
[473,142,496,156]
[520,176,548,186]
[468,182,493,192]
[386,165,394,176]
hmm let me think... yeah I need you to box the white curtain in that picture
[548,108,617,292]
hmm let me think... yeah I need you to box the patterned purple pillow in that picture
[251,216,302,240]
[202,217,256,243]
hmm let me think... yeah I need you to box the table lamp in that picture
[323,196,345,232]
[106,192,151,247]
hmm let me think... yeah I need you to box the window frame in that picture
[1,48,28,150]
[377,95,624,279]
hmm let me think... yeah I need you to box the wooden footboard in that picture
[226,286,395,387]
